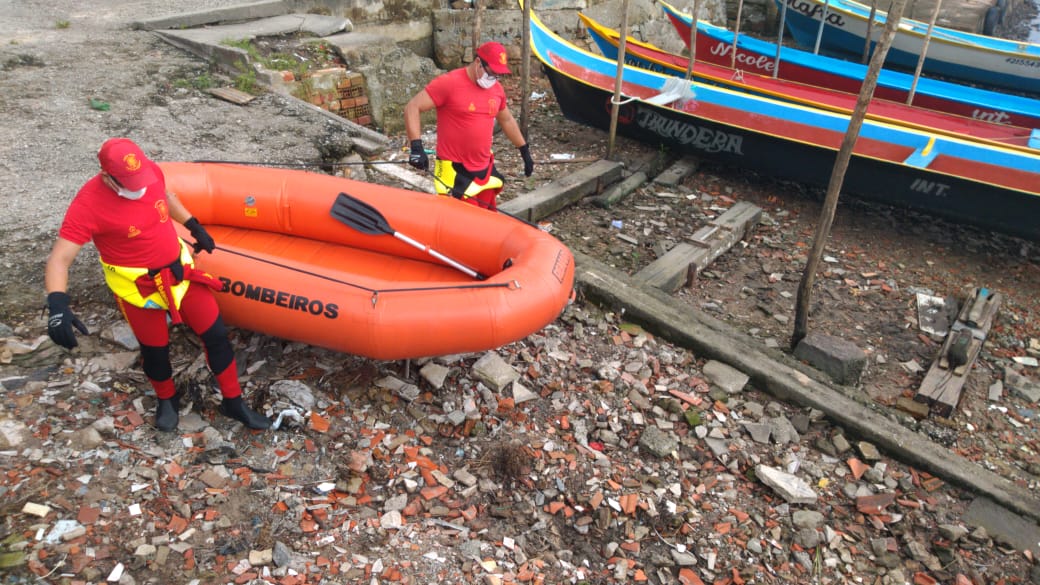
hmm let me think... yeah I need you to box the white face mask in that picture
[476,72,498,89]
[116,186,147,200]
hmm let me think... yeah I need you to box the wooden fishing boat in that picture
[658,0,1040,129]
[160,162,575,360]
[774,0,1040,93]
[529,9,1040,241]
[580,12,1038,152]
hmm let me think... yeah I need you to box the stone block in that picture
[793,332,867,386]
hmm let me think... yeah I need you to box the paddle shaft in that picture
[390,231,481,279]
[330,192,487,281]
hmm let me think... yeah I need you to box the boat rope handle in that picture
[611,94,639,105]
[215,245,512,296]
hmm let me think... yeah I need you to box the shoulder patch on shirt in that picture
[155,200,170,223]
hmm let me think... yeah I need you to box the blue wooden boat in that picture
[581,12,1038,152]
[659,0,1040,129]
[776,0,1040,94]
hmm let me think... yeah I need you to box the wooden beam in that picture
[633,201,761,292]
[914,287,1002,417]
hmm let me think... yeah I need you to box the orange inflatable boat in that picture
[160,162,575,360]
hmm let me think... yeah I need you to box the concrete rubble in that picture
[2,291,1038,583]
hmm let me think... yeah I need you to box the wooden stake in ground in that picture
[684,0,700,80]
[606,0,630,159]
[861,0,878,64]
[907,0,942,105]
[730,0,745,69]
[471,0,484,57]
[520,0,533,138]
[791,0,909,348]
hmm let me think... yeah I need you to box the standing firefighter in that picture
[404,41,535,211]
[44,138,271,432]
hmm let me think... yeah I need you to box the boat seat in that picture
[1030,128,1040,150]
[645,76,696,107]
[904,137,938,168]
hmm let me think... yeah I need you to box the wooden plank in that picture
[688,201,762,275]
[633,242,698,292]
[208,87,256,105]
[652,156,699,187]
[914,287,1002,416]
[632,201,761,292]
[500,160,625,223]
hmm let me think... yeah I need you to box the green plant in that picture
[221,38,261,61]
[192,72,215,90]
[55,20,70,29]
[290,77,315,101]
[301,40,341,69]
[230,60,259,94]
[233,70,258,94]
[263,51,297,71]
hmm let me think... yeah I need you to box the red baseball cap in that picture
[476,41,511,75]
[98,138,158,190]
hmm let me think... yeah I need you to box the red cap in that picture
[98,138,158,190]
[476,41,511,75]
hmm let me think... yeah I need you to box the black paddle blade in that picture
[330,192,393,236]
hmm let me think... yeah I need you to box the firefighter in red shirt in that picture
[404,41,535,211]
[44,138,270,432]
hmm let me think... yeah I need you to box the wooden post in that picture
[774,0,788,78]
[520,0,533,138]
[472,0,484,55]
[607,0,630,159]
[907,0,942,106]
[730,0,745,69]
[813,0,831,55]
[792,0,909,348]
[685,0,701,80]
[862,0,878,64]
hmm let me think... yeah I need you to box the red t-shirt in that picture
[59,161,180,268]
[425,67,507,171]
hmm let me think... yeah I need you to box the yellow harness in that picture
[433,158,504,199]
[100,239,193,310]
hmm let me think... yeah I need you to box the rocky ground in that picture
[2,2,1040,585]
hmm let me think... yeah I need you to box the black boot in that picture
[155,398,179,432]
[219,396,271,430]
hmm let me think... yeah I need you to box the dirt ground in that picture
[2,2,1040,584]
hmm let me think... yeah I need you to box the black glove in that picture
[150,258,184,282]
[184,217,215,254]
[518,143,534,177]
[46,292,89,349]
[170,260,184,282]
[408,139,429,171]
